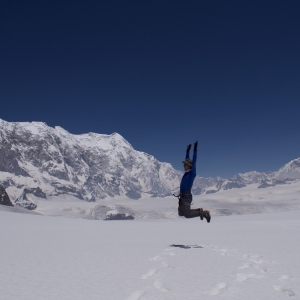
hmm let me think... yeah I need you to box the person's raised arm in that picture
[186,144,191,159]
[191,141,198,175]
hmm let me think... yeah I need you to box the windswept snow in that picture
[0,209,299,300]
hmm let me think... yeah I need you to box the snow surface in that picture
[23,179,300,220]
[1,209,299,299]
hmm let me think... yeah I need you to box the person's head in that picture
[182,158,193,171]
[184,163,192,171]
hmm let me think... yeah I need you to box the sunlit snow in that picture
[1,209,299,299]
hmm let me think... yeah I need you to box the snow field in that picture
[1,210,300,299]
[7,178,296,221]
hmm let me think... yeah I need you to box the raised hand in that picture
[193,141,198,151]
[186,144,192,152]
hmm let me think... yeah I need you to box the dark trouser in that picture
[178,195,201,218]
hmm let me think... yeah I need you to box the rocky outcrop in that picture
[105,214,134,220]
[88,205,135,220]
[0,119,300,200]
[0,185,14,206]
[24,187,47,199]
[15,189,38,210]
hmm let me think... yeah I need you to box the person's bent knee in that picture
[178,207,185,217]
[178,210,184,217]
[179,210,190,218]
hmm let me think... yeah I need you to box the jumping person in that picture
[176,141,211,222]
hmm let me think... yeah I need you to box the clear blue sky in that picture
[1,0,299,178]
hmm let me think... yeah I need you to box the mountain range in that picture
[0,119,299,211]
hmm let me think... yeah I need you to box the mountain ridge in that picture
[0,119,299,210]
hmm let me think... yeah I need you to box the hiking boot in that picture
[203,210,211,223]
[198,208,204,220]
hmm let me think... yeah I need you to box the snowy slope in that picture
[0,119,181,203]
[1,209,299,300]
[1,118,300,216]
[275,157,300,179]
[7,178,295,221]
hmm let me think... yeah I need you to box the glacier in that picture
[1,118,300,219]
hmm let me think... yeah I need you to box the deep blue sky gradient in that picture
[1,0,300,177]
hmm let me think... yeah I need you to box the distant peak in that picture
[110,132,126,140]
[31,121,48,126]
[54,126,70,134]
[111,132,122,137]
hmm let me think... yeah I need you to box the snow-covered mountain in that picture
[275,158,300,179]
[198,159,300,194]
[0,119,181,204]
[0,119,299,211]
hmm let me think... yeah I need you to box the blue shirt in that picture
[180,150,197,193]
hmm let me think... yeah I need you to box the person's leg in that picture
[178,197,211,222]
[178,197,201,219]
[183,208,202,218]
[178,206,184,216]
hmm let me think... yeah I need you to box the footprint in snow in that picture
[243,254,265,264]
[279,275,291,284]
[149,255,161,262]
[238,262,267,273]
[220,249,228,256]
[164,249,176,256]
[258,267,268,273]
[206,245,237,257]
[273,285,295,297]
[243,254,275,265]
[141,268,157,279]
[161,261,175,269]
[209,282,228,295]
[154,280,169,292]
[238,263,253,270]
[127,290,145,300]
[235,273,261,282]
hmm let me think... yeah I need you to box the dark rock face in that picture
[0,140,31,177]
[125,190,141,200]
[0,185,14,206]
[15,194,37,210]
[14,188,43,210]
[223,180,247,190]
[258,179,276,188]
[88,204,135,220]
[206,190,218,194]
[24,187,47,199]
[105,213,134,220]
